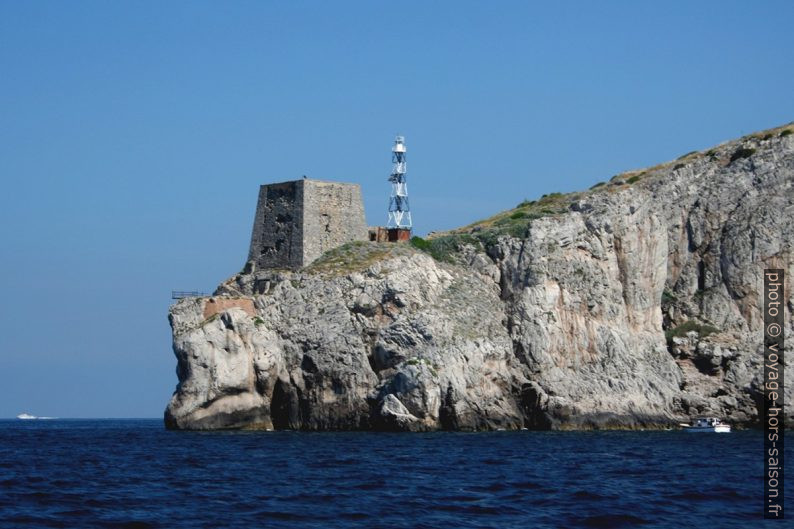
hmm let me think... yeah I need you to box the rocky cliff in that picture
[165,124,794,430]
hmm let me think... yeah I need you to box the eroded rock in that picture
[165,127,794,430]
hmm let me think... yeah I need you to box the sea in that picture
[0,419,788,528]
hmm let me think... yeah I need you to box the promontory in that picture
[165,123,793,431]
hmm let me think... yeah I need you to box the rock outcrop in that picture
[165,124,794,430]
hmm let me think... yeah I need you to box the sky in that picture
[1,1,792,418]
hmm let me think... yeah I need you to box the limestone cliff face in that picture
[165,125,794,430]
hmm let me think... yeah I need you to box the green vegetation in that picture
[414,216,534,263]
[665,320,720,345]
[253,316,265,326]
[200,313,219,327]
[590,181,606,189]
[306,241,393,275]
[729,147,756,163]
[661,289,677,304]
[412,233,480,263]
[611,170,645,184]
[422,189,579,260]
[781,129,793,137]
[677,150,699,159]
[409,236,430,251]
[405,357,439,377]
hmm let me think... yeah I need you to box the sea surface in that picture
[0,420,788,528]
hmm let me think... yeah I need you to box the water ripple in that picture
[0,420,778,529]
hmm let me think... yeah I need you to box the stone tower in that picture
[247,179,368,270]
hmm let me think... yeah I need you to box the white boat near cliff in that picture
[683,417,731,433]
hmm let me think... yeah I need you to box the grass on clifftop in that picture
[415,185,619,262]
[434,191,573,241]
[410,234,479,263]
[305,240,410,276]
[427,121,794,251]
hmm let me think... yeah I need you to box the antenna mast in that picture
[387,135,411,229]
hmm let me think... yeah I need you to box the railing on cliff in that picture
[171,290,208,299]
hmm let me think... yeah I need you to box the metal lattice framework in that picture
[387,135,412,228]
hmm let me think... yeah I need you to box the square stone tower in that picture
[247,179,368,269]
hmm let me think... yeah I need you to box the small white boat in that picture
[16,413,37,420]
[683,417,731,433]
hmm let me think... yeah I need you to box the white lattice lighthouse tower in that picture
[387,135,412,229]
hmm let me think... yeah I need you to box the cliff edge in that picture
[165,124,794,430]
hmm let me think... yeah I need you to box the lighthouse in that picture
[367,135,414,243]
[387,135,411,229]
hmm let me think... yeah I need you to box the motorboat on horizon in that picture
[16,413,55,420]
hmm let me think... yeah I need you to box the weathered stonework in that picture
[203,298,255,320]
[247,179,367,269]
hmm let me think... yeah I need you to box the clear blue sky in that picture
[1,1,792,418]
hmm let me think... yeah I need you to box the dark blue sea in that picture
[0,420,789,528]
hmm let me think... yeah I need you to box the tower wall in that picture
[247,179,368,270]
[247,180,304,269]
[301,180,368,265]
